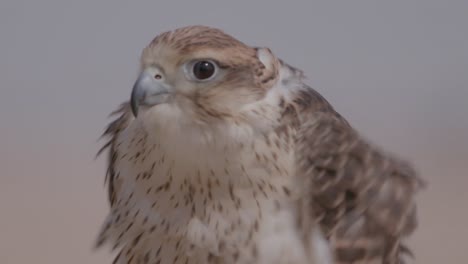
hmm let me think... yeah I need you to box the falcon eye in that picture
[192,60,216,80]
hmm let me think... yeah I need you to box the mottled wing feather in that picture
[295,105,424,263]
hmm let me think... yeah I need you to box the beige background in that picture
[1,1,467,263]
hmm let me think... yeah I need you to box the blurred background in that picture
[1,1,467,263]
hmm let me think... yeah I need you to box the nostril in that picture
[154,74,162,80]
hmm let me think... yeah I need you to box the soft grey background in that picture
[1,1,467,263]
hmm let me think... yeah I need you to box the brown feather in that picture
[291,88,425,263]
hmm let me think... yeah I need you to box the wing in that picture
[293,90,425,263]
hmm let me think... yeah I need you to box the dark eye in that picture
[192,61,216,80]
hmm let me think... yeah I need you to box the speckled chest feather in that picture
[100,115,304,264]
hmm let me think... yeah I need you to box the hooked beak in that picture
[130,70,171,117]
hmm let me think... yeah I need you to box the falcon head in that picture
[130,26,281,131]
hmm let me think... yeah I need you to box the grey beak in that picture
[130,71,170,117]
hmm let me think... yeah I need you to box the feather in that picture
[294,99,426,263]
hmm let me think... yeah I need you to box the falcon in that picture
[96,25,425,264]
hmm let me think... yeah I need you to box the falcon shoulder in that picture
[290,88,425,263]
